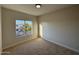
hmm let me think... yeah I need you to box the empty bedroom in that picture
[0,4,79,55]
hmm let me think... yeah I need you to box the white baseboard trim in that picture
[43,38,79,53]
[3,37,37,50]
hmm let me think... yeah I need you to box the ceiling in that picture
[2,4,74,16]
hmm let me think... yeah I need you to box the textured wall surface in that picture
[0,6,2,54]
[2,8,38,49]
[39,6,79,52]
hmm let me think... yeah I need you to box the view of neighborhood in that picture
[16,20,32,37]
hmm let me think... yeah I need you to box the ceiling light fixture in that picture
[35,4,41,8]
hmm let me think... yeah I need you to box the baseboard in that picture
[3,37,38,50]
[43,37,79,53]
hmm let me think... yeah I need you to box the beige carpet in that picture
[2,38,79,55]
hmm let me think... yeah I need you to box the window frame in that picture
[16,19,32,38]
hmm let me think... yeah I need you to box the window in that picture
[16,20,32,37]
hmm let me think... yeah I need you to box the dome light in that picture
[35,4,41,8]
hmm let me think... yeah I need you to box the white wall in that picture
[0,6,2,54]
[2,8,38,49]
[39,6,79,52]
